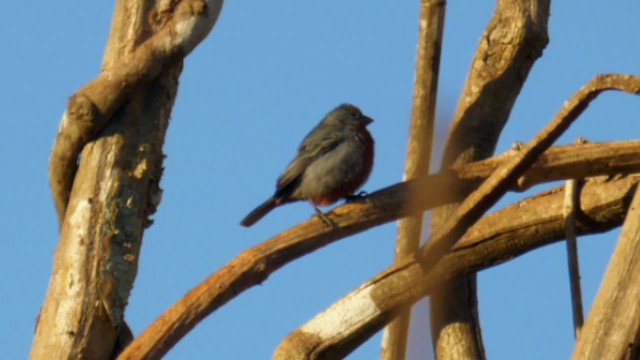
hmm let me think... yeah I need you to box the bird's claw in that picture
[314,207,337,229]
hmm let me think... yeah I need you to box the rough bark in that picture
[48,0,223,225]
[381,1,445,359]
[431,1,550,358]
[31,1,222,359]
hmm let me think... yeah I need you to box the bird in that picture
[240,103,374,227]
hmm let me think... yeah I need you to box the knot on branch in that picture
[67,93,101,131]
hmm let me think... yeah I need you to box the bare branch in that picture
[48,0,223,225]
[31,1,223,359]
[382,0,445,358]
[431,0,550,355]
[273,175,640,359]
[119,139,640,360]
[572,183,640,358]
[421,74,640,270]
[563,138,586,338]
[275,73,640,358]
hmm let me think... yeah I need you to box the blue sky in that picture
[2,1,640,359]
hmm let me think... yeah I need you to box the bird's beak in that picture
[362,116,374,125]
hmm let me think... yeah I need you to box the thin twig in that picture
[564,137,585,337]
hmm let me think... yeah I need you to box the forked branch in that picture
[120,138,640,359]
[273,175,639,359]
[275,74,640,358]
[48,0,223,225]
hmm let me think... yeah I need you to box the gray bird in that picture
[240,104,375,227]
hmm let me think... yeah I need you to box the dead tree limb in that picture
[430,0,550,357]
[31,1,223,359]
[48,0,223,225]
[381,1,445,358]
[275,73,640,359]
[273,175,639,359]
[563,139,586,338]
[120,138,640,360]
[572,182,640,359]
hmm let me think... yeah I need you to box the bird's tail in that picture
[240,197,278,227]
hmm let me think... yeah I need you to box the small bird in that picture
[240,104,375,227]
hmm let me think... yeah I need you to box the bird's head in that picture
[325,103,373,128]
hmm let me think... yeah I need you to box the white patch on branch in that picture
[57,198,92,332]
[301,286,380,339]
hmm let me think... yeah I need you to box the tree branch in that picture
[119,139,640,359]
[31,1,223,359]
[274,175,640,359]
[420,74,640,273]
[382,0,445,358]
[572,182,640,358]
[274,73,640,358]
[431,0,550,356]
[48,0,223,225]
[563,139,586,338]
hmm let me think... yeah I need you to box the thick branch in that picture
[274,175,639,359]
[432,0,550,355]
[32,1,223,359]
[275,74,640,358]
[48,0,223,224]
[572,184,640,358]
[119,140,640,359]
[382,0,445,358]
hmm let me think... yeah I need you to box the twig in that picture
[119,139,640,359]
[563,138,585,337]
[382,0,445,358]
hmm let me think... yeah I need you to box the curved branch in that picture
[48,0,223,225]
[419,74,640,270]
[274,175,640,359]
[119,139,640,359]
[275,74,640,358]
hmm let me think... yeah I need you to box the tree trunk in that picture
[31,0,222,358]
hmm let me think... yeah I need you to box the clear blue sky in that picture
[3,1,640,359]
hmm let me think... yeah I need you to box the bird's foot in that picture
[314,207,337,229]
[345,191,369,204]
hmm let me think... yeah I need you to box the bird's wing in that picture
[275,129,343,196]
